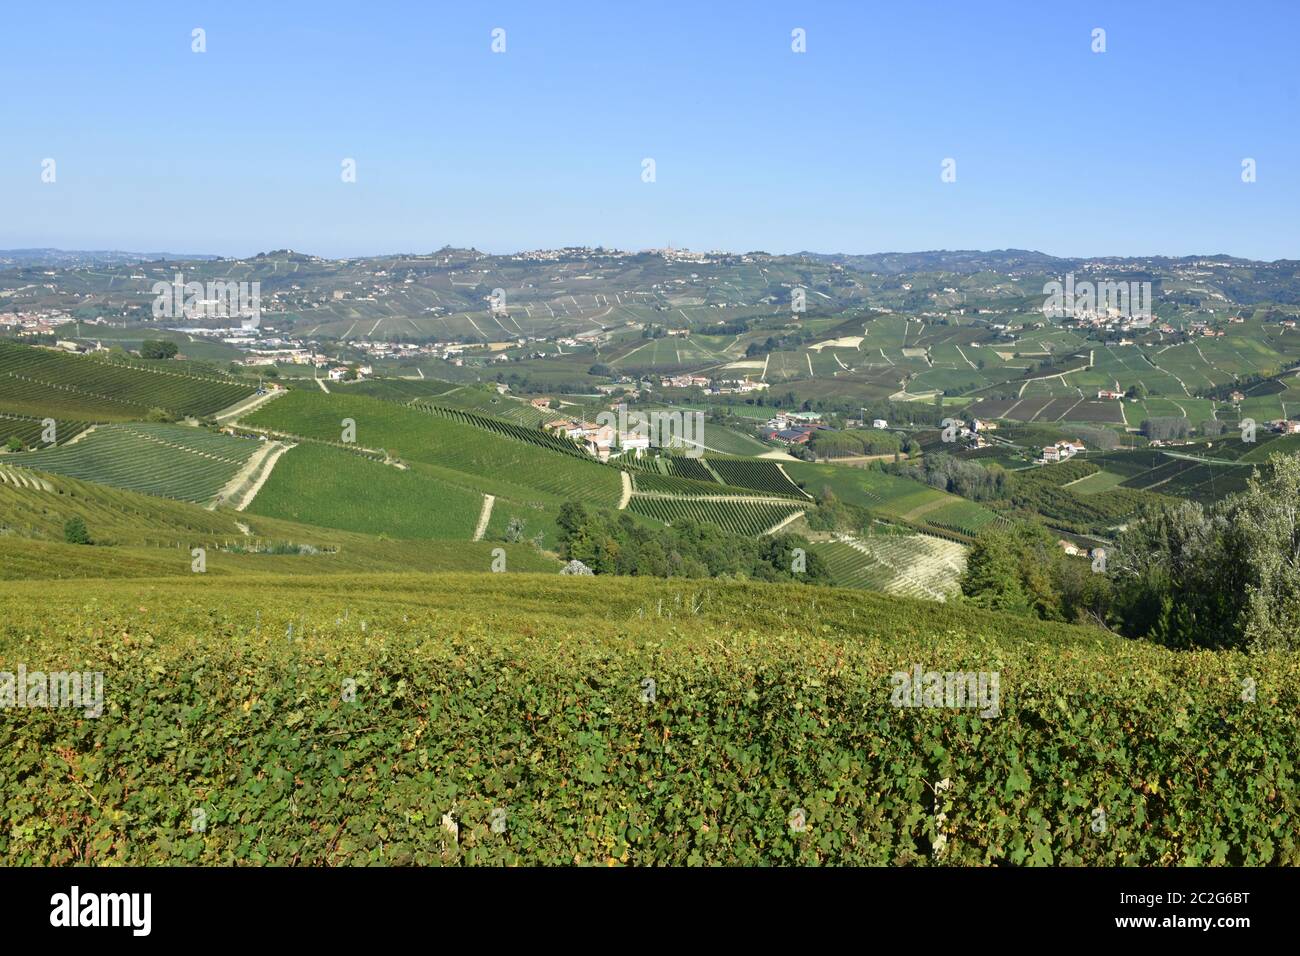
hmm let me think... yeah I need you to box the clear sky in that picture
[2,0,1296,260]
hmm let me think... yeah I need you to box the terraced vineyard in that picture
[812,533,967,601]
[0,340,255,420]
[5,422,261,504]
[628,495,809,535]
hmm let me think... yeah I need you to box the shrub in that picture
[62,516,90,545]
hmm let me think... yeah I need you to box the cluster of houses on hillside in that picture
[1188,321,1228,338]
[0,309,77,334]
[714,378,769,395]
[661,374,710,389]
[656,373,769,395]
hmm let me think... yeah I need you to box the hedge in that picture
[1,573,1297,865]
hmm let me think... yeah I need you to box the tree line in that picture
[960,453,1300,652]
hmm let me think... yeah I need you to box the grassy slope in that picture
[0,461,559,578]
[0,536,558,580]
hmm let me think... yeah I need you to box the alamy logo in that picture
[890,664,1000,718]
[595,404,706,458]
[49,886,151,936]
[1042,273,1151,322]
[0,665,103,717]
[152,272,261,328]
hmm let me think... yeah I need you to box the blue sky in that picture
[2,0,1297,259]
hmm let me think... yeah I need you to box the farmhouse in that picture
[583,424,616,461]
[618,429,652,455]
[1040,440,1084,463]
[769,427,815,445]
[547,420,588,441]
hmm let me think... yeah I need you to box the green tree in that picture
[140,340,179,359]
[63,516,91,545]
[1110,453,1300,651]
[960,528,1031,615]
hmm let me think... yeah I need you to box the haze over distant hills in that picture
[0,248,222,268]
[5,246,1294,274]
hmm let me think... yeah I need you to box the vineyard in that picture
[706,458,809,498]
[782,460,954,516]
[658,455,808,498]
[5,423,262,504]
[246,390,625,508]
[5,572,1293,865]
[0,413,95,449]
[812,533,967,601]
[661,456,717,483]
[628,495,809,535]
[244,443,484,539]
[409,386,556,427]
[632,471,739,497]
[0,465,244,544]
[0,463,54,492]
[409,401,592,459]
[1090,446,1263,505]
[0,340,255,420]
[921,500,1003,538]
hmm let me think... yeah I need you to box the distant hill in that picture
[0,248,221,268]
[799,248,1073,274]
